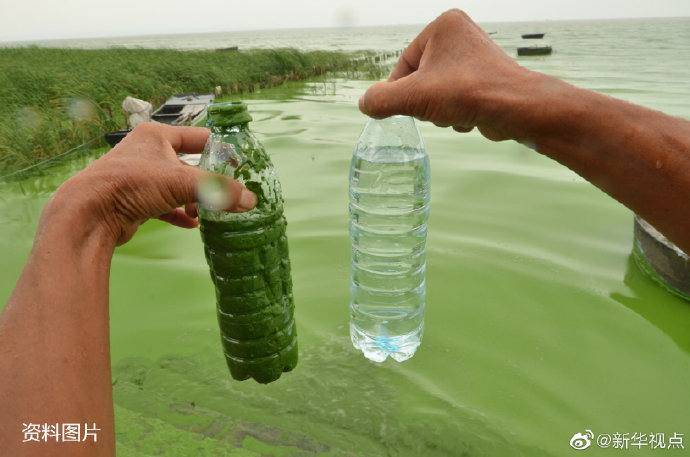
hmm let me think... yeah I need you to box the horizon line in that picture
[1,14,688,45]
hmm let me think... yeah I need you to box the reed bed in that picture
[0,47,376,174]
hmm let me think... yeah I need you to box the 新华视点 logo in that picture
[570,430,594,450]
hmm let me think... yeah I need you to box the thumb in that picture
[358,77,418,119]
[196,170,258,213]
[174,165,258,213]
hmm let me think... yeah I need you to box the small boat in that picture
[522,33,545,39]
[517,45,552,56]
[104,93,215,147]
[151,93,215,126]
[104,129,132,147]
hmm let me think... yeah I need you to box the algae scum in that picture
[3,56,690,456]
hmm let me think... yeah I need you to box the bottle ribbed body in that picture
[349,116,430,362]
[198,101,297,383]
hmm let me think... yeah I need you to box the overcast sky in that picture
[1,0,689,42]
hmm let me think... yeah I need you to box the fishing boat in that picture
[104,93,214,147]
[521,33,545,39]
[151,93,215,125]
[103,129,132,147]
[517,45,552,56]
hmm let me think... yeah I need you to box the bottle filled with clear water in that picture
[348,115,430,362]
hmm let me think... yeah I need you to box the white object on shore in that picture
[122,96,152,129]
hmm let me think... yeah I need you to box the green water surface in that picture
[2,78,690,456]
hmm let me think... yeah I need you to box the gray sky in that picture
[1,0,689,42]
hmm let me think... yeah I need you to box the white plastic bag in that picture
[122,96,152,129]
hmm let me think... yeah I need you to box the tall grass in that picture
[0,47,369,175]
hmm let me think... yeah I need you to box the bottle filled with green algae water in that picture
[197,101,297,384]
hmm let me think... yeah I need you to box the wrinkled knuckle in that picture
[172,165,195,195]
[403,82,423,116]
[171,163,190,181]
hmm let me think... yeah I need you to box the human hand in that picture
[359,9,536,141]
[49,122,257,246]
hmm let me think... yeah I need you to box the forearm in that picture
[0,123,250,456]
[0,182,117,456]
[495,71,690,253]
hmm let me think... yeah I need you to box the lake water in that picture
[2,17,690,457]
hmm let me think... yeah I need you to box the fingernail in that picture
[238,188,258,211]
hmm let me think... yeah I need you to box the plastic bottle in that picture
[348,115,430,362]
[197,101,297,383]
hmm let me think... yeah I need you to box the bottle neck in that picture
[209,122,250,135]
[206,102,253,131]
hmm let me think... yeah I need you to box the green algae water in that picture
[2,18,690,457]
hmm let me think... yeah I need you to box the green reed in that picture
[0,47,375,175]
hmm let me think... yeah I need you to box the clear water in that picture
[2,17,690,457]
[349,150,430,362]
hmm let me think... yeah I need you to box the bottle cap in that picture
[207,101,253,127]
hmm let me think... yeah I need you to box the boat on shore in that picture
[104,93,214,147]
[151,93,215,125]
[517,45,552,56]
[104,129,131,147]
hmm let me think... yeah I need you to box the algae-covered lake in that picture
[2,78,690,456]
[3,17,690,457]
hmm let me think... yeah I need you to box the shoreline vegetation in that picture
[0,47,389,175]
